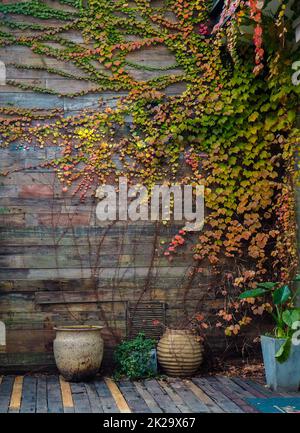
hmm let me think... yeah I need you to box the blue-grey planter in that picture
[261,335,300,392]
[148,348,158,375]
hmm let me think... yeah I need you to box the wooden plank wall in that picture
[0,0,249,371]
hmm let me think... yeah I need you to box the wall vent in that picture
[126,302,166,340]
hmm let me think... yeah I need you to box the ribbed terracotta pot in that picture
[157,328,203,377]
[53,325,104,382]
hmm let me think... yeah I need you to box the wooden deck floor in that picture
[0,374,298,413]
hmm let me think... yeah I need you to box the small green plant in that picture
[239,277,300,363]
[114,333,156,380]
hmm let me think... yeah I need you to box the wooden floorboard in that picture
[36,376,48,413]
[59,376,74,413]
[20,376,37,413]
[245,379,286,397]
[209,377,257,413]
[133,380,163,413]
[215,376,258,413]
[184,379,224,413]
[93,379,119,413]
[71,382,92,413]
[231,377,269,398]
[158,379,191,413]
[168,379,210,413]
[143,379,180,413]
[85,382,104,413]
[0,375,298,413]
[47,375,63,413]
[0,376,14,413]
[192,378,244,413]
[9,376,23,413]
[118,379,151,413]
[104,378,131,413]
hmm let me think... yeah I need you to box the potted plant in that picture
[156,313,208,377]
[114,333,157,380]
[53,325,104,382]
[239,280,300,391]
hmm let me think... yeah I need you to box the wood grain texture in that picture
[167,379,210,413]
[93,379,119,413]
[104,378,131,413]
[9,375,23,412]
[0,375,298,413]
[47,375,63,413]
[184,379,224,413]
[0,376,14,413]
[36,376,48,413]
[20,376,37,413]
[143,379,180,413]
[133,381,163,413]
[192,378,244,413]
[117,379,151,413]
[158,379,191,413]
[70,382,91,413]
[85,382,103,413]
[59,376,74,411]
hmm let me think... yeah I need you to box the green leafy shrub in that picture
[114,333,156,380]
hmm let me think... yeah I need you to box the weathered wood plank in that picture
[243,379,286,397]
[47,375,63,413]
[36,376,48,413]
[158,379,191,413]
[0,375,14,413]
[85,382,103,413]
[0,352,55,369]
[0,249,194,269]
[8,375,23,413]
[5,329,55,353]
[231,377,269,398]
[60,376,74,413]
[117,379,151,413]
[168,379,210,413]
[93,379,119,413]
[0,265,192,281]
[133,381,163,413]
[192,378,244,413]
[20,376,37,413]
[184,379,224,413]
[104,378,131,413]
[70,382,91,413]
[209,377,257,413]
[143,379,179,413]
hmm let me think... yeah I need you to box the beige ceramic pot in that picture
[157,328,203,377]
[53,325,104,382]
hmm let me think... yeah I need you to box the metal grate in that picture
[126,302,166,340]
